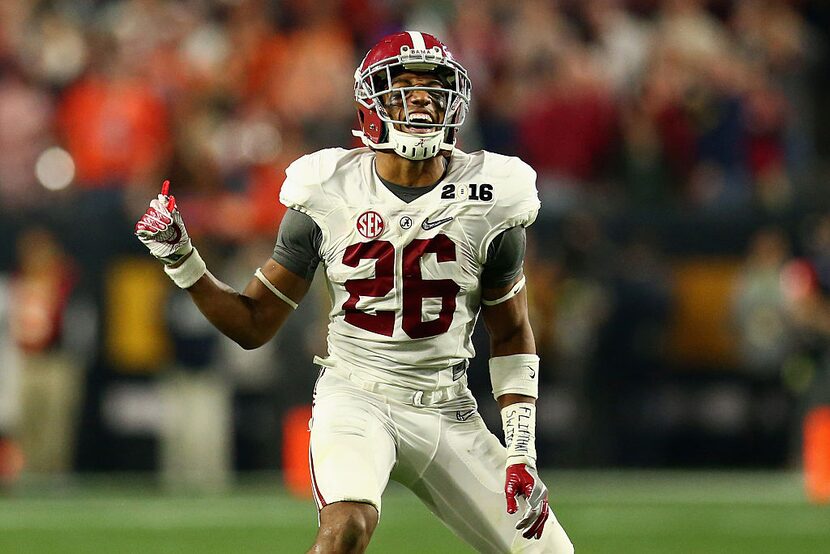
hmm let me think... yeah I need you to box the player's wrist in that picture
[501,402,537,469]
[164,245,206,288]
[159,241,193,266]
[506,457,536,469]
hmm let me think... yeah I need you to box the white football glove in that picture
[505,463,550,540]
[134,181,192,265]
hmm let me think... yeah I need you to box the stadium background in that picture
[1,0,830,552]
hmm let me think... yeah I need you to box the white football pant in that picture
[309,366,574,553]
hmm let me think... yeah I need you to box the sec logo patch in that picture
[356,210,385,239]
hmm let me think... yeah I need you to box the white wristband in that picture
[164,246,206,289]
[501,402,537,468]
[489,353,539,400]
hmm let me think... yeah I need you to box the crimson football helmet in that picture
[353,31,471,161]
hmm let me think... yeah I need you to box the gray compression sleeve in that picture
[481,226,526,289]
[271,209,322,281]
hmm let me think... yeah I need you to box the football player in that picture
[136,31,573,554]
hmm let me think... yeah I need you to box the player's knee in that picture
[336,515,372,552]
[317,517,372,553]
[313,502,377,554]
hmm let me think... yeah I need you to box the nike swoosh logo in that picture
[456,409,476,421]
[421,216,454,230]
[526,365,536,379]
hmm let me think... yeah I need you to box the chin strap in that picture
[353,128,455,160]
[386,127,444,160]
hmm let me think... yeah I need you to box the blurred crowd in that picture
[1,0,830,480]
[0,0,824,217]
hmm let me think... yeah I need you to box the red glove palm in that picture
[505,463,550,540]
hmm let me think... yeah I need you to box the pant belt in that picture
[323,362,469,407]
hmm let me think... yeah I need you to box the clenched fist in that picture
[135,180,192,265]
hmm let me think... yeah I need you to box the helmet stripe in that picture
[406,31,426,51]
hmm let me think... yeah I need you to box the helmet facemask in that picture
[354,43,471,161]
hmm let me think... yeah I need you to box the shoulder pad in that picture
[279,148,352,218]
[483,152,540,228]
[467,152,540,261]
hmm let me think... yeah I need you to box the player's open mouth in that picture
[405,113,435,134]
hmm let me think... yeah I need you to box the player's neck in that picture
[375,152,447,188]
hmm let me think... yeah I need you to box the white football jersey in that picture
[280,147,539,390]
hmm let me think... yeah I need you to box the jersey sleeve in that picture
[481,226,526,289]
[491,156,540,229]
[478,154,540,261]
[279,148,347,222]
[272,209,323,281]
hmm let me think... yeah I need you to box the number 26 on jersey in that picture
[342,234,459,339]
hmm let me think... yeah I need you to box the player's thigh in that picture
[408,400,573,553]
[310,372,397,514]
